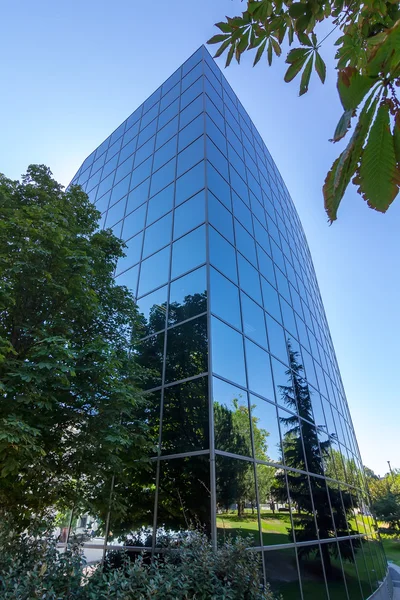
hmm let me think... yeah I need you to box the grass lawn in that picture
[382,537,400,566]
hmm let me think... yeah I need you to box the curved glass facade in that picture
[70,46,388,599]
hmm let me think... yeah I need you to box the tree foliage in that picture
[0,515,276,600]
[0,165,151,523]
[208,1,400,221]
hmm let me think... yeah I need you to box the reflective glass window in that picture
[253,218,271,254]
[130,157,152,190]
[230,166,249,205]
[105,197,126,228]
[102,153,119,180]
[158,98,179,130]
[143,212,172,258]
[280,299,298,338]
[126,178,149,215]
[210,267,241,329]
[114,155,134,185]
[138,246,171,296]
[181,76,203,109]
[214,377,252,457]
[177,136,204,177]
[135,136,156,169]
[122,121,139,146]
[175,161,205,206]
[257,245,275,284]
[146,183,174,225]
[116,231,143,275]
[211,317,246,387]
[178,114,203,152]
[263,548,302,596]
[207,161,231,209]
[209,226,237,283]
[121,203,146,239]
[171,225,206,279]
[169,266,207,326]
[156,115,178,150]
[165,315,208,383]
[109,175,130,206]
[136,331,164,389]
[161,377,209,454]
[261,277,281,322]
[160,82,180,112]
[137,285,168,336]
[205,94,225,132]
[241,292,267,348]
[137,118,157,147]
[275,268,291,303]
[235,220,257,265]
[245,339,274,401]
[115,263,139,296]
[182,49,202,76]
[173,190,205,239]
[208,192,234,243]
[162,69,180,96]
[153,135,177,172]
[97,172,114,199]
[250,397,282,463]
[182,61,202,91]
[227,143,246,181]
[205,114,227,155]
[140,103,158,130]
[232,192,253,234]
[237,255,262,304]
[95,191,110,215]
[266,315,288,364]
[150,158,176,197]
[179,95,203,129]
[206,137,229,180]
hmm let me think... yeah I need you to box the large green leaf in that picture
[337,67,376,110]
[358,103,400,212]
[315,51,326,83]
[332,109,353,142]
[284,49,311,82]
[299,55,313,95]
[324,93,379,222]
[367,19,400,77]
[394,112,400,165]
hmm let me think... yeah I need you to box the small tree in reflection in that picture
[273,341,359,575]
[215,399,274,517]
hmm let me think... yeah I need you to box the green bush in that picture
[0,516,277,599]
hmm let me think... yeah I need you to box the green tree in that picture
[272,342,359,574]
[208,2,400,221]
[0,165,150,524]
[373,491,400,530]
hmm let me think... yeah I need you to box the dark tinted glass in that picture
[165,315,208,383]
[169,266,207,326]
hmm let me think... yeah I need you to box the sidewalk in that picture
[389,562,400,600]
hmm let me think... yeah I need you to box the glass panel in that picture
[241,292,267,348]
[135,331,164,389]
[263,548,302,598]
[161,377,209,455]
[216,455,260,546]
[235,220,257,265]
[233,192,253,233]
[339,539,364,600]
[245,339,274,401]
[116,231,143,274]
[207,161,231,209]
[169,266,207,327]
[266,316,288,364]
[208,191,234,243]
[297,544,329,599]
[171,225,206,279]
[155,115,178,149]
[237,255,262,304]
[210,267,241,329]
[153,135,177,172]
[211,317,246,387]
[165,315,208,384]
[138,246,170,296]
[261,277,281,322]
[213,378,252,457]
[146,183,174,225]
[206,136,229,180]
[179,94,203,129]
[137,285,168,337]
[142,212,172,258]
[177,136,204,177]
[175,161,205,206]
[115,264,139,296]
[150,158,176,197]
[250,396,282,464]
[106,462,157,557]
[157,455,211,535]
[209,227,237,283]
[173,190,205,239]
[126,178,150,214]
[258,245,276,285]
[178,114,204,152]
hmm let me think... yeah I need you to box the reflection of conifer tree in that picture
[274,341,359,575]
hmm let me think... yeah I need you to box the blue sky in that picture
[1,0,399,476]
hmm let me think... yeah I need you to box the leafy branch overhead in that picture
[208,1,400,222]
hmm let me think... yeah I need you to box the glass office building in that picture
[69,46,390,599]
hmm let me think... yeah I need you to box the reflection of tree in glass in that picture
[215,399,274,517]
[273,341,359,575]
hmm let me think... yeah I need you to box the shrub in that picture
[0,516,278,599]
